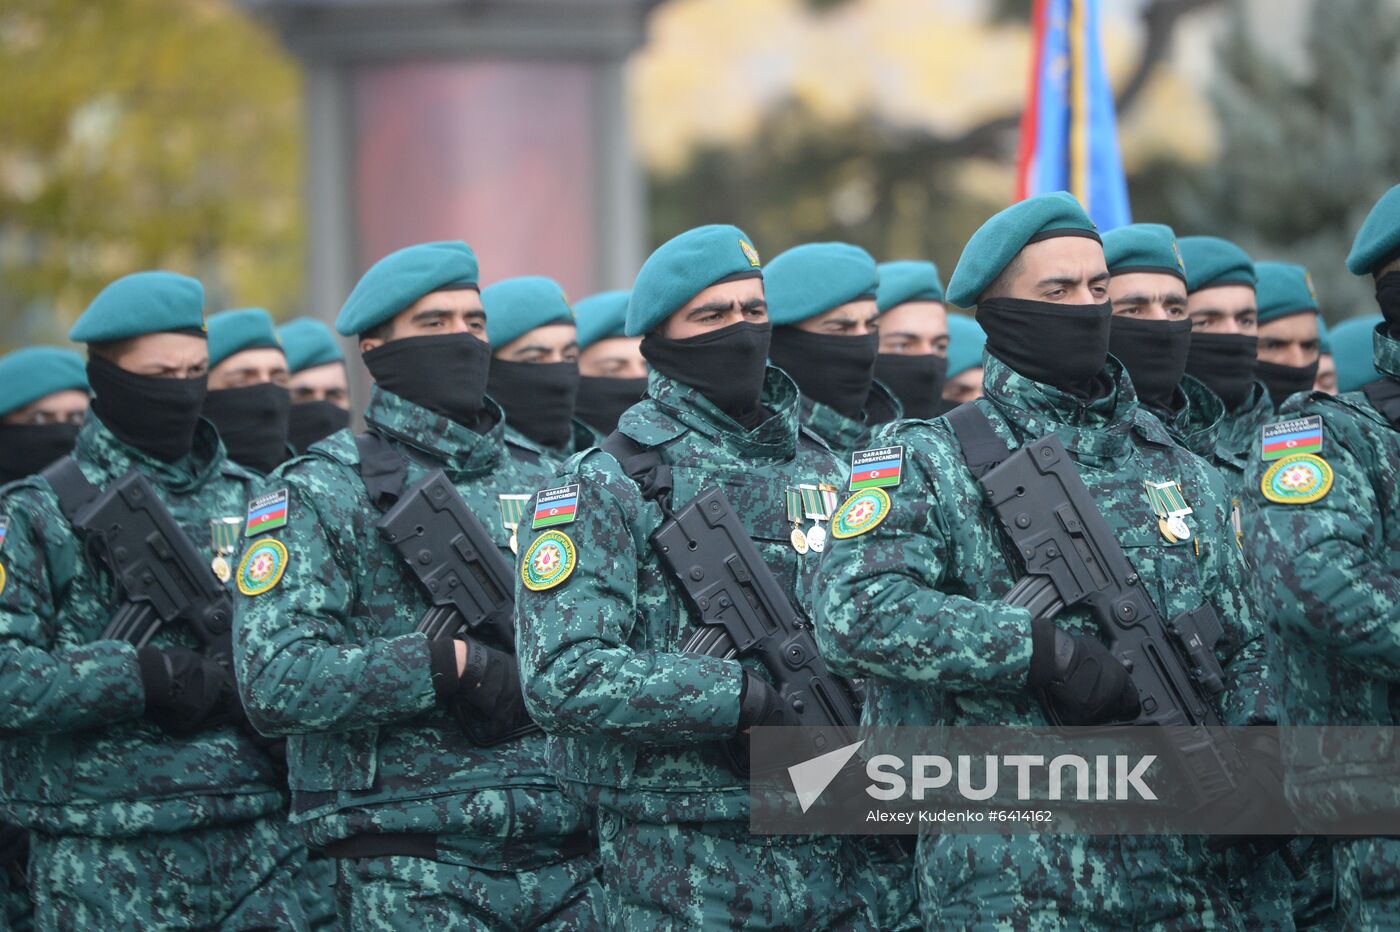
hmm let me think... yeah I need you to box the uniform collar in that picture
[73,411,227,494]
[363,386,503,478]
[799,381,901,454]
[1169,375,1226,459]
[980,354,1140,464]
[620,366,801,460]
[1215,381,1274,467]
[1374,322,1399,382]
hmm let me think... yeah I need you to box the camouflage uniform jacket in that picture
[1214,382,1276,492]
[0,415,284,837]
[799,380,903,457]
[1247,325,1400,817]
[232,388,590,857]
[1144,374,1226,463]
[814,354,1270,733]
[502,420,600,474]
[514,367,844,825]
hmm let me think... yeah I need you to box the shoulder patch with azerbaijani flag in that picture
[1261,415,1323,461]
[245,488,289,536]
[532,484,579,529]
[849,446,904,491]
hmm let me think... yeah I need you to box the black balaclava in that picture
[87,356,207,463]
[768,327,879,420]
[487,360,580,450]
[1108,316,1193,412]
[0,422,81,484]
[575,377,647,435]
[977,298,1113,397]
[640,321,773,422]
[287,401,350,452]
[203,382,291,474]
[1376,272,1400,337]
[362,332,492,427]
[874,353,948,420]
[1184,333,1259,412]
[1257,359,1320,408]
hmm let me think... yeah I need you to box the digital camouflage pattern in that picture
[593,810,872,929]
[334,852,601,930]
[0,415,286,838]
[231,388,598,921]
[1212,381,1277,497]
[797,380,902,456]
[0,414,304,928]
[514,367,875,927]
[502,419,601,474]
[815,355,1270,928]
[28,815,319,930]
[1248,325,1400,925]
[1145,374,1226,462]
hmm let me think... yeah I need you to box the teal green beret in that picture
[876,261,945,313]
[626,224,763,336]
[481,276,575,350]
[946,192,1099,308]
[1178,236,1256,293]
[336,241,479,337]
[1331,314,1384,392]
[1318,316,1332,356]
[278,317,344,373]
[946,313,987,379]
[1254,262,1320,324]
[765,243,878,326]
[69,271,205,344]
[1102,223,1186,282]
[207,308,282,370]
[1347,183,1400,276]
[574,291,631,349]
[0,347,89,416]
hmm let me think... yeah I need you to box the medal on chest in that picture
[784,488,808,554]
[1144,480,1193,544]
[209,517,241,582]
[797,483,841,553]
[497,494,531,554]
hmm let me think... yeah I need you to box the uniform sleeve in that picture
[232,469,438,736]
[1248,419,1400,681]
[1197,471,1273,726]
[514,466,746,744]
[814,427,1035,691]
[0,487,145,734]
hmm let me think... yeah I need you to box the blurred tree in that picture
[651,0,1219,302]
[0,0,302,349]
[1170,0,1400,320]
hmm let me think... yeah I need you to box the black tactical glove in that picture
[437,636,537,747]
[1028,619,1140,726]
[137,646,240,737]
[736,671,788,734]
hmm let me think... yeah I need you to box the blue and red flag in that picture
[1016,0,1131,231]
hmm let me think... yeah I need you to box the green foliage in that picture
[1170,0,1400,319]
[0,0,303,349]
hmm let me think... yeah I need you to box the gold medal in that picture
[209,517,241,584]
[790,526,809,554]
[499,494,530,556]
[1157,516,1178,545]
[785,488,809,554]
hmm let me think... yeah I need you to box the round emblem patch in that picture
[1260,453,1333,505]
[831,488,892,540]
[522,529,577,592]
[236,538,289,596]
